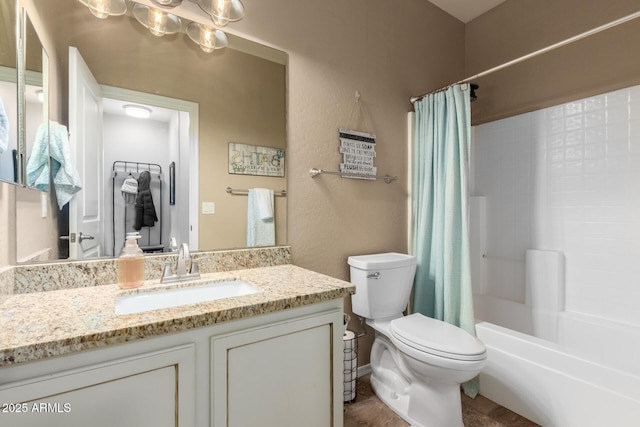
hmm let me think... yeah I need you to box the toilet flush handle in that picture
[367,272,381,279]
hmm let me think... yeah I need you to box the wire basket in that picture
[343,329,358,403]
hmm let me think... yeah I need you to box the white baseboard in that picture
[357,364,371,377]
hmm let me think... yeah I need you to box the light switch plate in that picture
[202,202,215,214]
[41,193,48,218]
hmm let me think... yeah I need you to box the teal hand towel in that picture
[26,122,51,191]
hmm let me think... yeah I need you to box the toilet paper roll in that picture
[343,330,357,402]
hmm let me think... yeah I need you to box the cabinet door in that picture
[212,312,341,427]
[0,345,195,427]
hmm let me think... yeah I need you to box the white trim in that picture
[100,85,200,250]
[407,112,415,255]
[0,66,17,83]
[357,364,372,378]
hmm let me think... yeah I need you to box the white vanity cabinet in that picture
[0,345,196,427]
[0,300,345,427]
[211,311,340,427]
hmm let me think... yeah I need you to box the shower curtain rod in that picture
[410,9,640,104]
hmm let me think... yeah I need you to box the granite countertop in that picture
[0,264,355,367]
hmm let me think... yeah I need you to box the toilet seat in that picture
[390,313,486,361]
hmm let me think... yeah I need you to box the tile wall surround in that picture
[472,84,640,327]
[4,246,291,295]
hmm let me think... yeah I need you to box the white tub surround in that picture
[470,85,640,426]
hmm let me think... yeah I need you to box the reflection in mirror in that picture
[0,0,18,184]
[16,0,287,263]
[22,11,49,191]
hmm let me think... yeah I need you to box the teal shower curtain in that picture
[411,84,478,396]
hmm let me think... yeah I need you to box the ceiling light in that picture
[186,22,228,53]
[77,0,127,19]
[123,104,152,119]
[132,3,181,37]
[195,0,245,27]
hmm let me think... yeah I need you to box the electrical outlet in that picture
[202,202,215,214]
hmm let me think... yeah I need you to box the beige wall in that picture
[231,0,465,364]
[466,0,640,124]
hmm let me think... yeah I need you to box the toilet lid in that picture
[390,313,486,361]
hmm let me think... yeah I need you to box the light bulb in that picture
[199,26,216,53]
[186,22,228,53]
[81,0,127,19]
[133,3,180,37]
[87,0,111,19]
[207,0,244,27]
[148,8,168,37]
[214,0,231,20]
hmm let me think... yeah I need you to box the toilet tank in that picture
[348,253,417,320]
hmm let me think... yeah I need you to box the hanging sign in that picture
[338,128,376,179]
[228,142,285,177]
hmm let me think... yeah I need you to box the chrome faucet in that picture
[160,243,201,284]
[176,243,190,276]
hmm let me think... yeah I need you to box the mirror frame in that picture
[0,0,19,186]
[17,5,49,191]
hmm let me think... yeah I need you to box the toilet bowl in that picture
[348,253,486,427]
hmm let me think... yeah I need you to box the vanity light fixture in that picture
[77,0,127,19]
[186,22,228,53]
[123,104,152,119]
[195,0,245,27]
[132,3,181,37]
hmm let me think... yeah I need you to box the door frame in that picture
[98,86,199,251]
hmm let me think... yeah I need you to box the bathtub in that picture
[468,197,640,425]
[474,299,640,427]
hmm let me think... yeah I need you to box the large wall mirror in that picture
[14,0,287,263]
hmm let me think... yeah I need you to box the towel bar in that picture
[226,187,287,196]
[309,168,397,184]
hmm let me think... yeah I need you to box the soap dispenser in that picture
[118,232,145,289]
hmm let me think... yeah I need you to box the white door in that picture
[68,47,103,259]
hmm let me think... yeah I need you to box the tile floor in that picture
[344,375,540,427]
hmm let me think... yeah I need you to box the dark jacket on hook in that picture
[134,171,158,230]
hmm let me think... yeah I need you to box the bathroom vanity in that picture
[0,248,354,427]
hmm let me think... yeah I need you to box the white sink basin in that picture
[115,279,261,315]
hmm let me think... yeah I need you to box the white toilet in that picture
[348,252,486,427]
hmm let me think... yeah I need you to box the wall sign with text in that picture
[339,128,376,179]
[228,143,285,177]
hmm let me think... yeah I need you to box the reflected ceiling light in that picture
[36,89,44,103]
[78,0,127,19]
[195,0,245,27]
[123,104,152,119]
[186,22,228,53]
[132,3,181,37]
